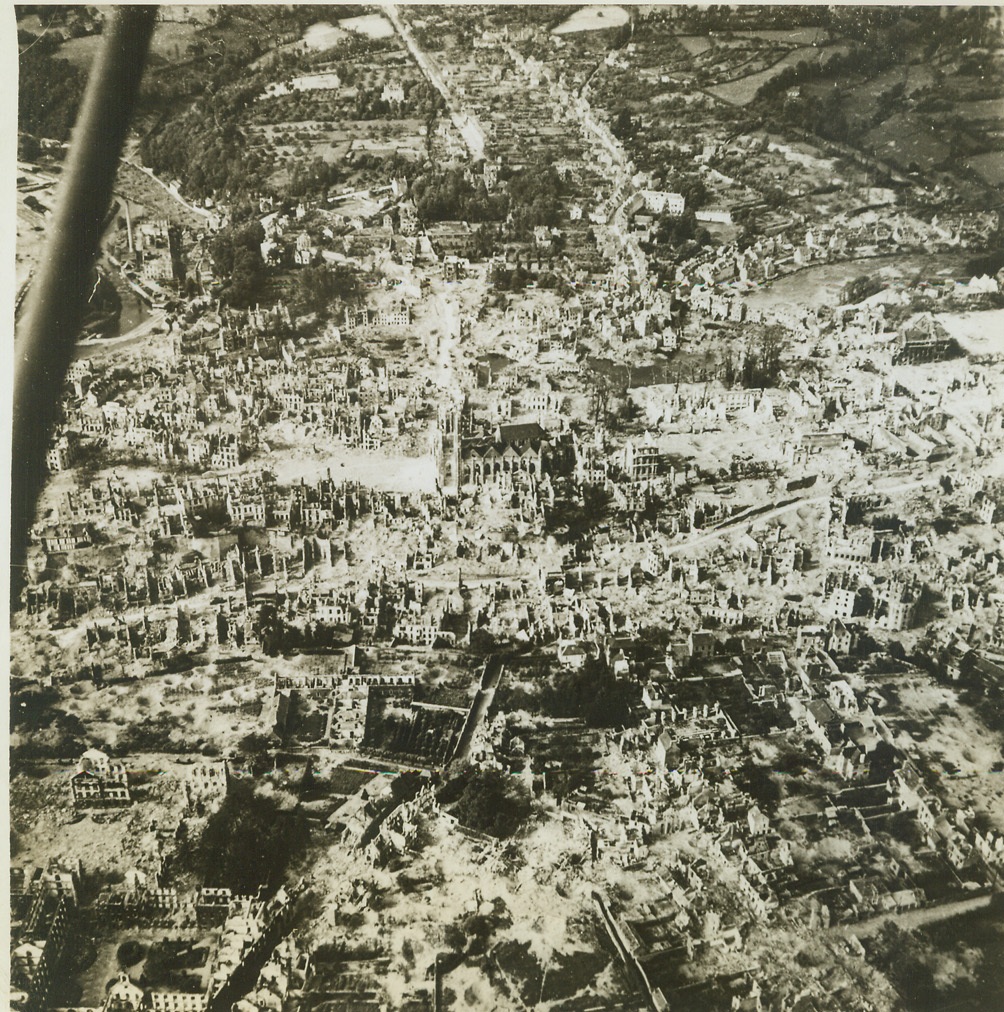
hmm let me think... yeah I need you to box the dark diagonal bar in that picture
[11,6,157,599]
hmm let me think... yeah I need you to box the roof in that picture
[498,421,549,443]
[807,700,837,725]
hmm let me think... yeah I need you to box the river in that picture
[116,285,150,335]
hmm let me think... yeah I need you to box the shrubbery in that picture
[440,767,532,839]
[188,780,309,893]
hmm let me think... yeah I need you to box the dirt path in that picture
[831,892,995,939]
[661,473,938,558]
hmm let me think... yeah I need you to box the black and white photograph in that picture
[10,4,1004,1011]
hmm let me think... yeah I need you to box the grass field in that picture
[863,112,952,171]
[707,42,853,106]
[553,6,629,35]
[675,35,713,57]
[968,150,1004,187]
[734,27,829,44]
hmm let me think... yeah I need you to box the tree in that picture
[18,33,85,140]
[445,767,532,839]
[390,770,424,804]
[294,263,360,317]
[740,326,786,389]
[544,485,614,544]
[117,941,146,968]
[733,759,782,813]
[612,107,636,140]
[545,658,642,729]
[843,274,884,305]
[209,220,267,307]
[189,780,309,894]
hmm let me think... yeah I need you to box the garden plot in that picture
[254,119,426,168]
[863,112,952,172]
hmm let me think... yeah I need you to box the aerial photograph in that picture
[9,4,1004,1011]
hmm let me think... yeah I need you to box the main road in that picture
[383,3,486,161]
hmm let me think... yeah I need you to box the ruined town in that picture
[10,5,1004,1012]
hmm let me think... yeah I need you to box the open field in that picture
[9,754,195,876]
[16,173,57,286]
[553,6,629,35]
[937,309,1004,358]
[262,433,439,495]
[707,42,853,106]
[889,679,1004,828]
[742,252,974,312]
[735,27,829,45]
[864,112,952,172]
[303,14,394,50]
[675,35,713,57]
[57,33,104,68]
[303,21,348,50]
[340,14,395,39]
[148,18,203,61]
[967,150,1004,187]
[49,10,210,68]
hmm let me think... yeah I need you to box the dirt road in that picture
[832,892,995,939]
